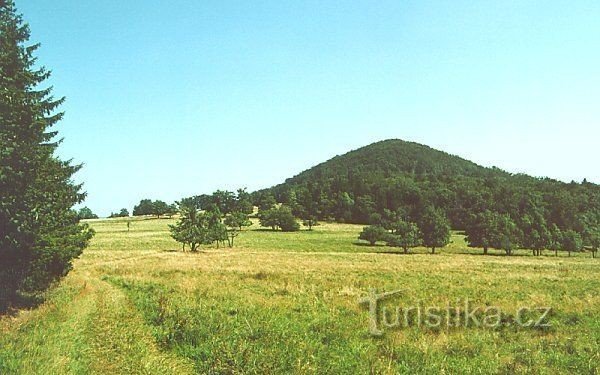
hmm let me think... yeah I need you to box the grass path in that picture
[0,266,194,374]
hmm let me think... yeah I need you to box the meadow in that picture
[1,217,598,374]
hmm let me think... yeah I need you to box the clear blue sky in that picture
[19,0,600,216]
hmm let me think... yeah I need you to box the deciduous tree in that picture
[385,220,421,254]
[419,207,450,254]
[359,225,387,246]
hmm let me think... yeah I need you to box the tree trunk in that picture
[431,247,435,255]
[403,247,408,254]
[483,247,488,255]
[555,249,558,257]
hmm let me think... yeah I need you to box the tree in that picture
[359,225,387,246]
[495,215,521,256]
[133,199,155,216]
[109,208,129,218]
[223,221,240,248]
[257,193,277,211]
[169,201,209,252]
[589,231,599,258]
[132,199,173,218]
[258,208,279,230]
[224,211,252,231]
[419,207,450,254]
[385,220,421,254]
[518,201,550,256]
[302,216,320,231]
[202,207,228,249]
[258,205,300,232]
[165,204,178,218]
[235,188,254,214]
[353,195,376,224]
[333,192,354,223]
[464,210,523,256]
[582,222,600,259]
[209,221,229,249]
[210,190,236,215]
[383,208,411,234]
[153,200,169,218]
[277,206,300,232]
[548,224,563,257]
[77,207,98,220]
[0,1,93,312]
[465,210,498,255]
[561,230,582,257]
[280,189,299,213]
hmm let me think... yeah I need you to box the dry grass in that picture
[1,217,598,374]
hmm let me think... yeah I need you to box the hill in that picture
[254,139,600,233]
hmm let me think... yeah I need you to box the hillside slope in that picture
[255,139,600,232]
[284,139,506,184]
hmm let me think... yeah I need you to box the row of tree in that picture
[77,207,99,220]
[358,206,598,257]
[464,209,598,257]
[359,207,450,254]
[78,206,129,220]
[132,199,177,218]
[76,200,170,220]
[108,208,130,218]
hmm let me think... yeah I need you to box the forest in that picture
[252,139,600,255]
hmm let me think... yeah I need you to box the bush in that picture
[359,225,387,246]
[258,205,300,232]
[278,208,300,232]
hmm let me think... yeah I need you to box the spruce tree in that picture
[0,1,93,312]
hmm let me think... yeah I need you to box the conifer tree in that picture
[0,1,93,312]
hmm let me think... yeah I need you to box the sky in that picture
[19,0,600,216]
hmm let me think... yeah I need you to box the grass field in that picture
[1,217,598,374]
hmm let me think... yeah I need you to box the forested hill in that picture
[284,139,508,184]
[253,139,600,233]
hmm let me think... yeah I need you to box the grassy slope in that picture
[1,217,598,374]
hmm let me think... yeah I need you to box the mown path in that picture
[0,265,194,374]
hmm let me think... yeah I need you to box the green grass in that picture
[1,217,599,374]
